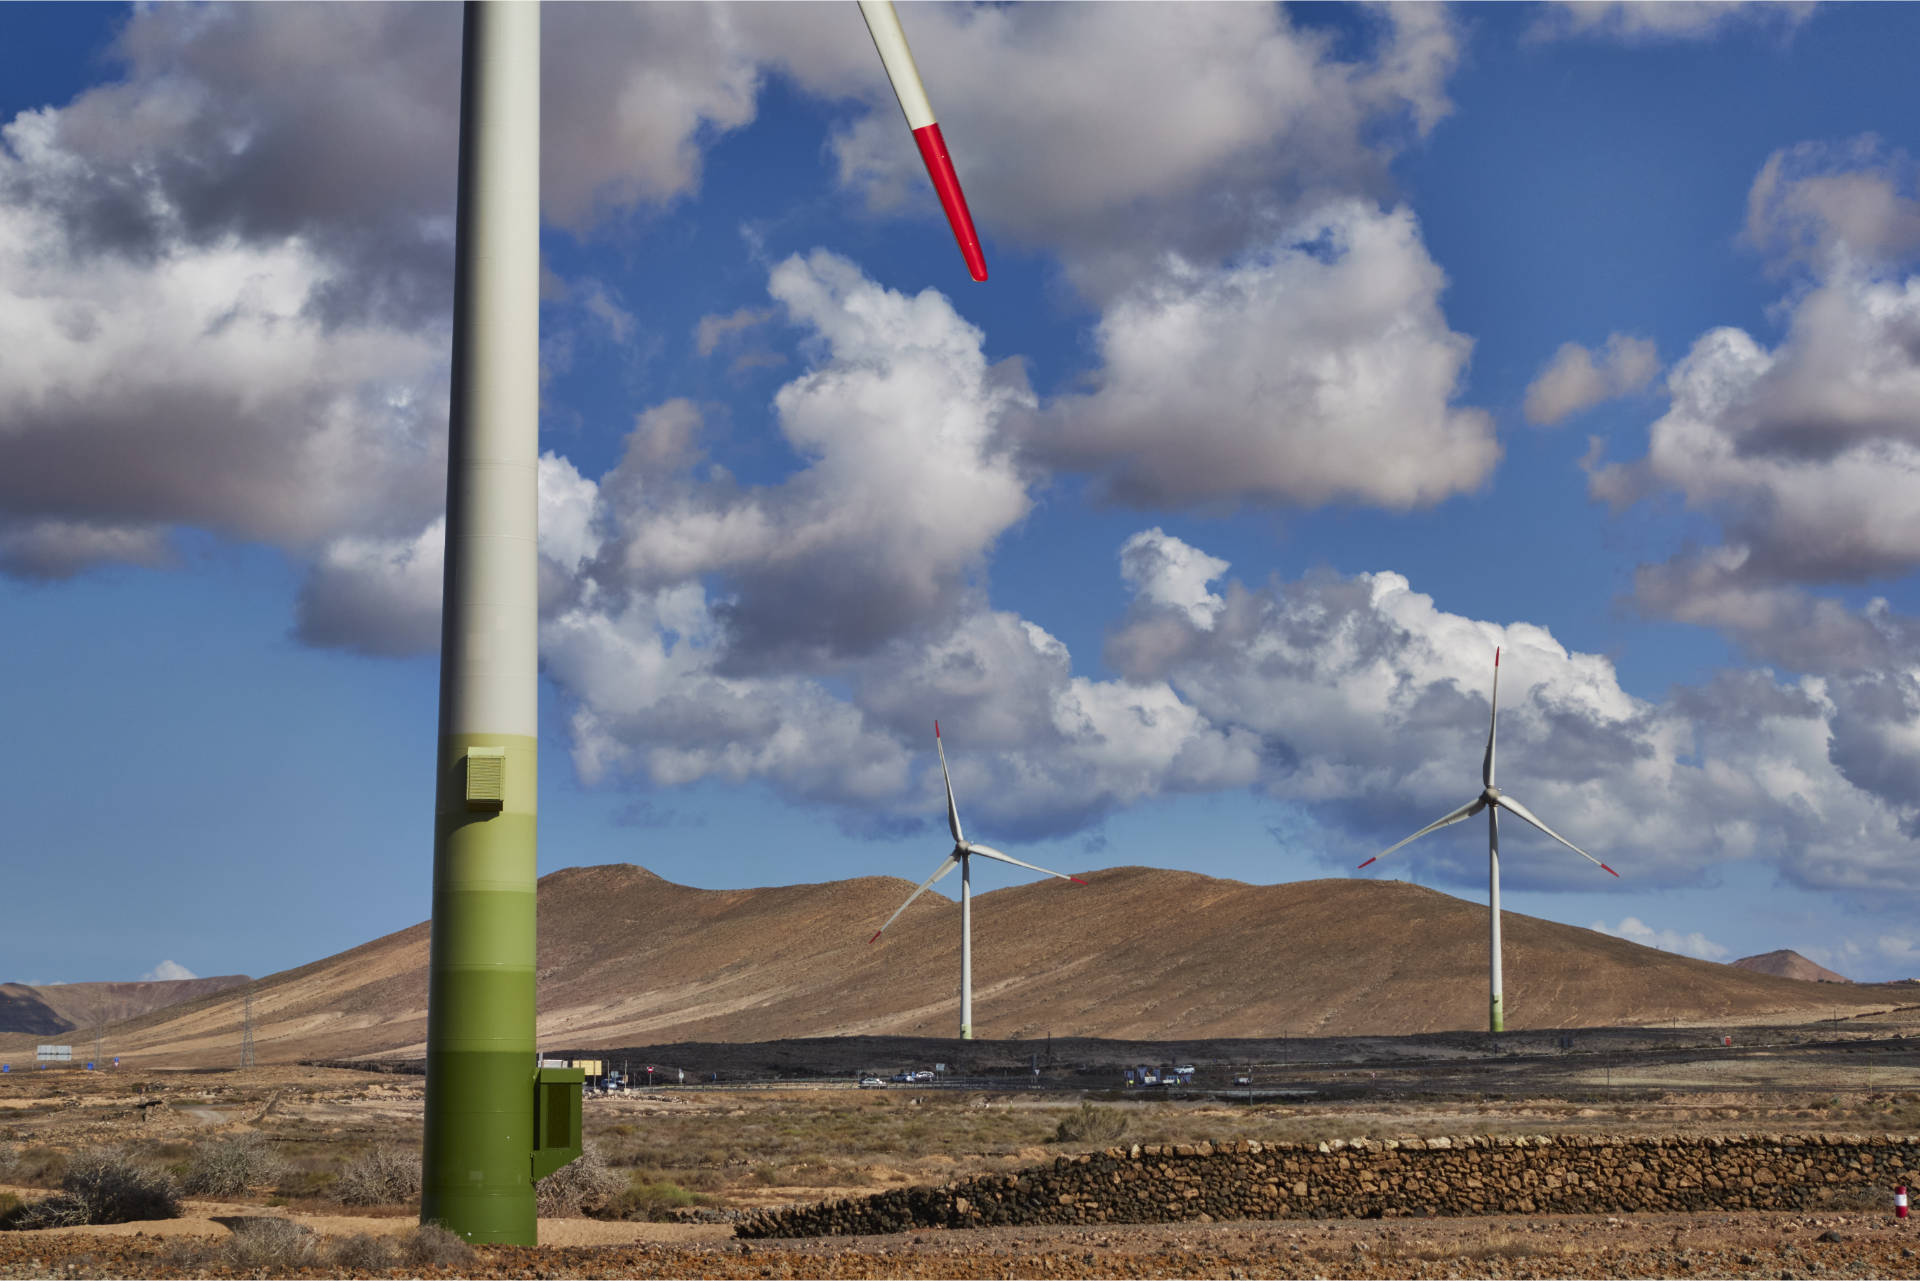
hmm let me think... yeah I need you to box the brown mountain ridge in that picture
[0,977,251,1039]
[1731,949,1852,984]
[0,864,1903,1068]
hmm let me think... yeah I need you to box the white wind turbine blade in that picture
[966,844,1088,886]
[869,855,961,943]
[1493,793,1619,877]
[1358,796,1486,869]
[934,720,964,847]
[1483,646,1500,789]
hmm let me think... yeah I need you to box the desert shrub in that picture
[400,1222,475,1269]
[333,1145,421,1206]
[183,1132,288,1197]
[218,1216,316,1270]
[47,1148,181,1225]
[2,1192,88,1230]
[1051,1103,1129,1144]
[328,1231,399,1271]
[610,1175,701,1221]
[535,1143,624,1217]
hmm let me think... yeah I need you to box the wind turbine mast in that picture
[421,1,989,1243]
[423,2,581,1247]
[1359,649,1618,1034]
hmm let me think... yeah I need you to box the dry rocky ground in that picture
[4,1019,1920,1278]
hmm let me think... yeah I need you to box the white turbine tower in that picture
[870,723,1084,1039]
[1359,648,1619,1033]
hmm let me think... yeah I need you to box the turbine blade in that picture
[934,721,964,846]
[1359,797,1486,868]
[1494,793,1618,876]
[966,844,1087,885]
[1483,646,1500,789]
[857,0,988,281]
[869,855,961,942]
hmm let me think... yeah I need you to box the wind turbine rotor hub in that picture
[1484,785,1500,803]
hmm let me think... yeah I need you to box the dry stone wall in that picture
[736,1133,1920,1238]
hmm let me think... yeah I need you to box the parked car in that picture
[911,1069,935,1082]
[859,1076,885,1088]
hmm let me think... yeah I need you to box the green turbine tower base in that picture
[421,2,579,1245]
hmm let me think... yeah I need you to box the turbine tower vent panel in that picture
[465,748,506,811]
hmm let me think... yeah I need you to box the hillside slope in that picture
[3,865,1902,1067]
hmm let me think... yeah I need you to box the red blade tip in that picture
[934,720,940,738]
[911,123,988,282]
[1069,876,1088,885]
[1495,647,1501,666]
[868,931,883,944]
[1602,863,1618,878]
[1358,857,1378,869]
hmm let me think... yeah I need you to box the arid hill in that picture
[0,865,1905,1068]
[0,976,249,1038]
[1732,949,1851,984]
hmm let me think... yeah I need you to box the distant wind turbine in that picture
[1359,648,1618,1033]
[870,723,1084,1039]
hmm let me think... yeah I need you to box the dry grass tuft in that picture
[400,1222,476,1269]
[217,1216,317,1270]
[535,1143,626,1217]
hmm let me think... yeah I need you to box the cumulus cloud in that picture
[599,251,1036,666]
[1531,1,1815,44]
[1100,534,1920,894]
[1590,917,1730,961]
[1522,334,1659,426]
[139,960,198,982]
[1595,141,1920,670]
[1745,136,1920,271]
[1033,202,1498,509]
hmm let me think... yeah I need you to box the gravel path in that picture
[4,1209,1919,1278]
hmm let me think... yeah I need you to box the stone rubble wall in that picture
[735,1133,1920,1238]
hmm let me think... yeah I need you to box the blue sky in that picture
[7,1,1920,991]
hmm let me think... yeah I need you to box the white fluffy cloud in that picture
[1033,202,1498,509]
[1522,334,1659,426]
[139,960,198,982]
[1590,917,1730,961]
[1595,141,1920,668]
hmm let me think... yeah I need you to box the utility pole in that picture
[239,990,255,1070]
[420,2,580,1246]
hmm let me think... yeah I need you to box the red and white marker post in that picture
[1897,1185,1908,1219]
[857,0,988,281]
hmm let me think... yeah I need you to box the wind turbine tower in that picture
[1359,649,1619,1033]
[871,724,1084,1039]
[419,0,987,1245]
